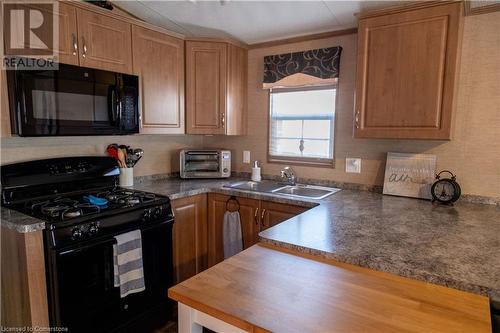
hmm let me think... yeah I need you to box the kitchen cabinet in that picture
[260,201,309,230]
[132,26,185,134]
[207,194,260,266]
[186,41,247,135]
[354,2,463,139]
[1,70,10,137]
[1,227,49,328]
[2,2,79,65]
[207,194,308,266]
[171,194,208,283]
[55,2,79,66]
[76,8,133,74]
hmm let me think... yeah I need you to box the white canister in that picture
[119,168,134,187]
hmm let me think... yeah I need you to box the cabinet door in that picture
[226,44,247,135]
[186,41,227,135]
[207,194,260,267]
[1,70,10,137]
[260,201,308,230]
[3,2,79,65]
[55,2,79,65]
[171,194,208,283]
[76,8,133,73]
[132,26,185,134]
[354,3,463,139]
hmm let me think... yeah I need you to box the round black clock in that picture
[431,170,461,204]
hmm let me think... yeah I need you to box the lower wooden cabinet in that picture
[172,193,309,279]
[260,201,309,230]
[207,193,260,266]
[171,194,208,283]
[207,193,308,267]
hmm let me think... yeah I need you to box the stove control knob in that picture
[152,207,162,219]
[88,224,99,235]
[72,227,83,240]
[142,209,152,221]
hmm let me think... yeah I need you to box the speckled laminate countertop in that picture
[1,178,499,302]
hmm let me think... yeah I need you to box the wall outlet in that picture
[346,158,361,173]
[243,151,251,164]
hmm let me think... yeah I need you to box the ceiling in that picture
[114,0,402,45]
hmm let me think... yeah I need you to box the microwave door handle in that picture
[117,92,122,129]
[108,86,117,124]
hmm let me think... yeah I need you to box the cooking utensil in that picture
[117,149,126,168]
[106,145,119,164]
[133,148,143,166]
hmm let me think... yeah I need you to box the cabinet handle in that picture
[355,110,360,129]
[260,208,266,228]
[254,207,259,225]
[72,33,77,56]
[221,113,225,128]
[82,36,87,58]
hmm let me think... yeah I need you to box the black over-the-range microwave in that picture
[7,59,139,136]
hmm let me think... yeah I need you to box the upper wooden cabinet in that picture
[354,2,463,139]
[132,26,185,134]
[76,8,133,74]
[55,3,79,66]
[186,41,247,135]
[1,70,10,138]
[2,2,79,65]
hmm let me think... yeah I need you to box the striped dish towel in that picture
[113,230,146,298]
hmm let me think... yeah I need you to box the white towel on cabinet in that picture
[223,211,243,259]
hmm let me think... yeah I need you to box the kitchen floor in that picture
[153,305,215,333]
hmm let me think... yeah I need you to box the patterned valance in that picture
[263,46,342,89]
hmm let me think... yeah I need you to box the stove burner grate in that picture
[96,190,156,206]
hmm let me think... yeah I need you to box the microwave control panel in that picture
[221,151,231,177]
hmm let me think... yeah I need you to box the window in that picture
[268,86,336,166]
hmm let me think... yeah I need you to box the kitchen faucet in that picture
[280,166,296,185]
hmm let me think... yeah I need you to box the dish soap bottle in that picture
[251,161,262,182]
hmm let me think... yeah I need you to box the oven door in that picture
[7,61,139,136]
[46,220,174,333]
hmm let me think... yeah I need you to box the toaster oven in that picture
[180,150,231,179]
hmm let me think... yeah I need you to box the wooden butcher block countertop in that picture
[168,243,491,333]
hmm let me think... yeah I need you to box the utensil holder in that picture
[119,168,134,187]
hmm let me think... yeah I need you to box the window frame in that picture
[267,85,338,168]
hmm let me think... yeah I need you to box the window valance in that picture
[263,46,342,89]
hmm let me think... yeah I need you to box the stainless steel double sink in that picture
[224,180,340,200]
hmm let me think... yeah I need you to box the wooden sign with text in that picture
[383,153,437,200]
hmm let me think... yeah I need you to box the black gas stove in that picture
[14,188,166,222]
[1,157,175,333]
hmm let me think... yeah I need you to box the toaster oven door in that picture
[181,151,224,178]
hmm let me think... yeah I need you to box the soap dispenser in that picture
[251,161,262,182]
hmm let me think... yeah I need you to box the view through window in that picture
[268,86,336,165]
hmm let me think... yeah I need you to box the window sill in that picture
[267,155,335,169]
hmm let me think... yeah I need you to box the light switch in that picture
[346,158,361,173]
[243,151,251,164]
